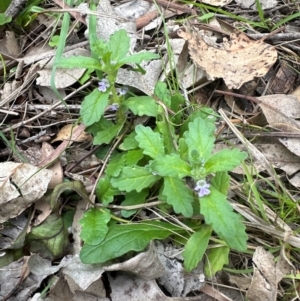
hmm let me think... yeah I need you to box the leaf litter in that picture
[1,0,300,300]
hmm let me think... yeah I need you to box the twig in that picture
[5,0,27,19]
[143,0,197,15]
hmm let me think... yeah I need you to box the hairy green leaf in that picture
[184,117,215,162]
[204,246,229,277]
[119,131,139,150]
[121,189,148,218]
[80,221,183,264]
[94,123,122,145]
[111,166,159,192]
[205,149,247,173]
[183,226,212,272]
[106,153,126,177]
[56,56,101,70]
[80,89,110,126]
[123,96,158,117]
[96,176,118,205]
[80,208,111,245]
[150,154,191,178]
[211,172,230,195]
[118,52,159,65]
[154,81,171,106]
[162,177,194,217]
[27,214,68,260]
[125,149,144,166]
[108,29,130,62]
[135,125,165,158]
[200,187,247,251]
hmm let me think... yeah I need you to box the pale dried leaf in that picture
[39,86,67,104]
[33,198,52,226]
[104,241,165,279]
[0,162,52,223]
[87,0,137,52]
[62,243,163,291]
[108,272,168,301]
[114,0,152,20]
[177,29,277,89]
[229,275,252,290]
[247,246,294,301]
[197,0,233,7]
[289,172,300,187]
[256,143,300,175]
[235,0,277,10]
[116,59,163,95]
[156,241,204,297]
[36,48,90,88]
[258,94,300,156]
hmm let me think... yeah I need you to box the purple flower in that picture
[108,104,119,111]
[98,78,110,92]
[116,87,128,95]
[194,180,210,198]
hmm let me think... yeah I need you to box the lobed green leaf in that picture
[205,149,248,173]
[204,246,229,277]
[96,176,118,205]
[93,123,122,145]
[118,52,159,65]
[149,154,191,178]
[184,117,215,163]
[121,189,148,218]
[80,89,110,126]
[80,208,111,245]
[135,125,165,158]
[200,187,247,251]
[56,56,102,70]
[111,166,159,192]
[123,96,158,117]
[108,29,130,62]
[162,177,194,217]
[183,226,212,272]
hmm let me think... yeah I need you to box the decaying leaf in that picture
[40,142,63,189]
[197,0,233,7]
[36,48,90,89]
[0,162,52,223]
[247,246,294,301]
[258,94,300,157]
[108,272,168,301]
[235,0,277,10]
[62,242,164,291]
[177,29,277,89]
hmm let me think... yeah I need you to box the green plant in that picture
[56,29,248,274]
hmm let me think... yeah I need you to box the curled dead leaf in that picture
[177,29,277,89]
[52,124,92,143]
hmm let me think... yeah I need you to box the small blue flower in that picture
[98,78,110,92]
[108,103,119,111]
[116,87,128,95]
[194,179,210,198]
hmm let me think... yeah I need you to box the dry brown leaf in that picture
[197,0,233,7]
[40,142,63,189]
[177,29,277,89]
[52,124,92,143]
[0,162,52,223]
[258,94,300,157]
